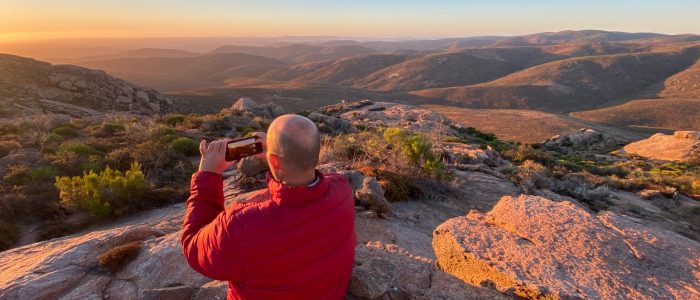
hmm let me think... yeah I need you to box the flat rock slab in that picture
[623,132,700,162]
[348,242,507,300]
[432,195,700,300]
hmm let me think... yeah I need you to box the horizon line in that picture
[2,29,699,44]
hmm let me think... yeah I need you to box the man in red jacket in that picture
[181,114,356,300]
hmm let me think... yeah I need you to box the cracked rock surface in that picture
[433,195,700,300]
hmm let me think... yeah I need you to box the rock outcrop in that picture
[622,131,700,162]
[308,112,357,134]
[229,98,285,119]
[329,101,456,135]
[433,195,700,300]
[0,54,171,118]
[545,128,621,152]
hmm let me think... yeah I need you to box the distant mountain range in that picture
[3,30,700,133]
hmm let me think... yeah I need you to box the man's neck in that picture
[281,170,317,187]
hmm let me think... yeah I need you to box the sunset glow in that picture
[1,0,699,43]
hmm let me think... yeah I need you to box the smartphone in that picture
[225,137,264,162]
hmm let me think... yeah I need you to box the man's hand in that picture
[198,139,235,175]
[251,132,268,160]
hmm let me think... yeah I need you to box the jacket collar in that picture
[266,170,328,205]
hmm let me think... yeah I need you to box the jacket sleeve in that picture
[181,171,242,281]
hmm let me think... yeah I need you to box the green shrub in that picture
[55,162,148,217]
[382,128,451,180]
[1,164,58,190]
[164,114,186,126]
[97,123,126,136]
[156,127,177,136]
[25,166,58,186]
[169,137,199,156]
[51,126,78,137]
[44,133,64,146]
[58,143,99,156]
[0,140,21,157]
[160,133,179,144]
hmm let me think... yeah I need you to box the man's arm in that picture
[180,140,242,281]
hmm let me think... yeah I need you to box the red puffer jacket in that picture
[181,171,356,300]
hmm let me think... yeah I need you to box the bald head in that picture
[267,114,320,172]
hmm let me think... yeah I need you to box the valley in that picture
[25,30,696,134]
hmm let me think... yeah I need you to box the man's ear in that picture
[268,153,281,170]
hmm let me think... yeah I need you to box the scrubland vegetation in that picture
[1,100,699,251]
[320,126,451,201]
[0,110,275,251]
[497,140,700,215]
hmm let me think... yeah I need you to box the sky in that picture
[1,0,699,42]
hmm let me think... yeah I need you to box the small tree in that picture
[55,162,148,217]
[382,128,451,180]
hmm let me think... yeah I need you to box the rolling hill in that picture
[658,58,700,98]
[489,30,663,47]
[288,54,411,85]
[208,44,374,63]
[413,47,700,111]
[68,48,201,63]
[352,52,523,91]
[167,81,425,114]
[571,98,700,131]
[76,53,285,91]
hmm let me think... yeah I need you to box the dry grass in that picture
[98,241,142,273]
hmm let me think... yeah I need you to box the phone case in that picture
[225,137,264,161]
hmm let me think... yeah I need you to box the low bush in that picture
[383,128,451,180]
[322,128,451,180]
[57,142,100,156]
[55,162,149,217]
[0,220,19,252]
[152,127,178,143]
[96,123,126,136]
[169,137,199,156]
[508,160,552,193]
[43,133,64,147]
[359,167,423,202]
[0,164,58,192]
[0,140,21,157]
[98,241,142,273]
[51,126,78,137]
[163,114,186,126]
